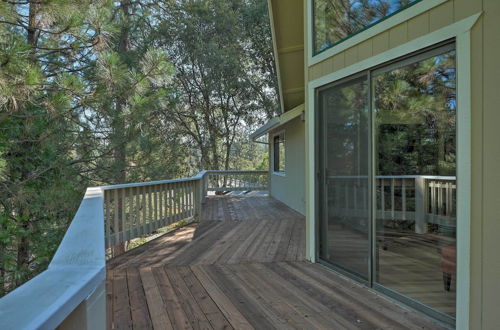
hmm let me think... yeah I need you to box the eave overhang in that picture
[250,103,304,142]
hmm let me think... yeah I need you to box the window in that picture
[273,132,285,173]
[313,0,420,55]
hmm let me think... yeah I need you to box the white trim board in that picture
[272,171,286,177]
[306,13,481,330]
[307,0,448,66]
[272,129,286,174]
[250,103,304,141]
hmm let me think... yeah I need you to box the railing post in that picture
[415,176,427,234]
[194,178,203,222]
[58,281,106,330]
[202,173,208,203]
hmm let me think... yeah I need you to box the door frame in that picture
[315,71,371,284]
[306,13,481,329]
[315,42,457,325]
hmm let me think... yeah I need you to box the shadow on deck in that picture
[106,195,446,329]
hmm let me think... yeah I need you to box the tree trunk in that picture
[14,0,41,284]
[15,221,30,286]
[111,0,132,257]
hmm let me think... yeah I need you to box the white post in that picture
[194,179,202,222]
[201,174,207,204]
[58,281,107,330]
[415,176,427,234]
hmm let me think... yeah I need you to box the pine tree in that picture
[0,0,109,294]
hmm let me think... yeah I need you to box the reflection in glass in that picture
[319,76,369,279]
[313,0,419,54]
[273,133,285,172]
[373,49,457,316]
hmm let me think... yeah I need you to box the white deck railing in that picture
[0,187,106,330]
[0,170,269,330]
[102,170,268,249]
[204,170,268,192]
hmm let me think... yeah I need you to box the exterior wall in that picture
[269,117,305,215]
[303,0,500,328]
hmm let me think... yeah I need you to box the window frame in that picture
[307,0,449,66]
[272,131,286,175]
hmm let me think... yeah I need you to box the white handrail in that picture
[0,187,106,330]
[327,175,456,180]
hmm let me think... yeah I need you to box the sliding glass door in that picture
[318,75,370,280]
[317,43,457,323]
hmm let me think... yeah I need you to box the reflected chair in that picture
[440,245,456,291]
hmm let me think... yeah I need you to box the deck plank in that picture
[190,265,254,330]
[126,268,153,329]
[112,269,132,330]
[139,267,173,330]
[177,266,233,329]
[166,267,213,330]
[289,261,444,330]
[106,269,115,330]
[152,267,193,330]
[208,264,293,330]
[107,196,447,330]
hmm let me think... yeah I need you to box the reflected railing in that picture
[327,175,457,234]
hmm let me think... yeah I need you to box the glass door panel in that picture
[318,75,370,279]
[373,48,457,317]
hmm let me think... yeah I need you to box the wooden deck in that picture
[106,196,446,329]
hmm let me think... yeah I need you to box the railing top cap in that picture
[327,175,456,180]
[0,187,106,329]
[100,170,268,190]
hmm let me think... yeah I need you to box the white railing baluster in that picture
[122,188,127,242]
[153,184,158,228]
[380,179,385,217]
[391,178,395,220]
[181,182,186,216]
[353,182,357,210]
[142,185,147,236]
[105,191,111,249]
[113,189,119,247]
[132,187,137,237]
[159,184,164,226]
[100,170,267,248]
[402,179,406,221]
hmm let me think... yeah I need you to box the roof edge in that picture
[250,103,304,142]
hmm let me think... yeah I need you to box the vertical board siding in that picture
[388,22,408,48]
[429,1,454,31]
[407,12,430,40]
[357,39,373,62]
[372,30,390,56]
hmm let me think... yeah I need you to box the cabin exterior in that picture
[256,0,500,329]
[1,1,499,329]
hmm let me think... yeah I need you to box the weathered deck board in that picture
[107,196,446,330]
